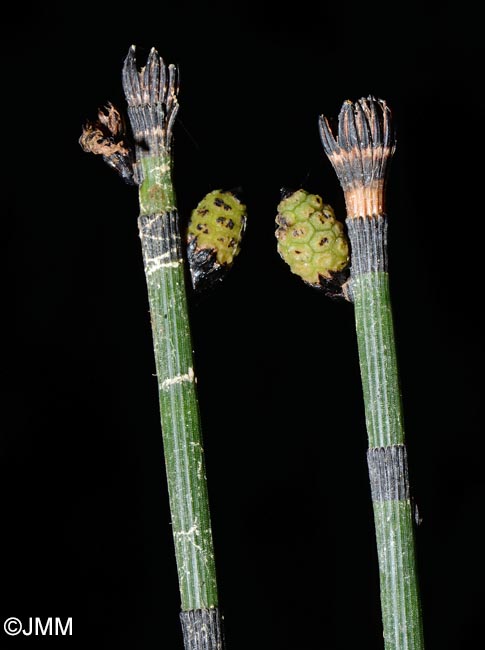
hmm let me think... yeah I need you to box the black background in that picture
[2,1,484,648]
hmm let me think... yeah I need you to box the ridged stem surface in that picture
[348,216,425,650]
[138,210,218,611]
[121,47,221,623]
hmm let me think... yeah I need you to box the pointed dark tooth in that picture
[380,99,392,149]
[122,45,141,105]
[348,103,365,182]
[169,63,179,100]
[139,58,153,132]
[368,97,382,147]
[121,47,135,100]
[165,65,180,146]
[176,65,181,96]
[141,64,150,104]
[318,116,329,151]
[348,102,361,149]
[331,103,354,189]
[354,101,373,185]
[338,101,354,152]
[159,57,167,103]
[167,64,179,116]
[146,48,161,105]
[358,97,372,136]
[318,115,338,156]
[355,101,370,149]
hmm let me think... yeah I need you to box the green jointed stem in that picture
[320,98,425,649]
[349,218,424,649]
[122,47,219,616]
[81,44,224,648]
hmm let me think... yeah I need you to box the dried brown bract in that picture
[79,103,135,184]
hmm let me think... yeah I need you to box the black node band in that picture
[367,444,410,501]
[179,608,225,650]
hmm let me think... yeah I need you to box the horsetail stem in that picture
[320,97,425,649]
[81,46,225,649]
[121,45,224,647]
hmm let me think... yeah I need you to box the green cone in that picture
[275,189,349,287]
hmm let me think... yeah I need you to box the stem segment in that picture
[320,98,425,649]
[122,46,223,647]
[348,216,424,649]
